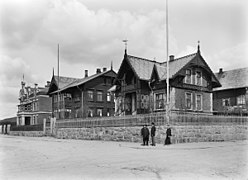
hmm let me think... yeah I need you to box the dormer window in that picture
[185,69,192,84]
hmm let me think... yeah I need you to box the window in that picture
[87,108,93,117]
[107,108,110,116]
[97,91,103,102]
[107,92,111,102]
[64,93,72,100]
[97,108,103,117]
[104,78,107,85]
[155,93,165,110]
[196,94,202,111]
[195,71,202,86]
[237,95,245,105]
[185,92,192,109]
[88,90,94,101]
[73,93,81,102]
[222,98,230,106]
[185,69,192,84]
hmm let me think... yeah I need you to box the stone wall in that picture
[55,123,248,144]
[9,131,44,137]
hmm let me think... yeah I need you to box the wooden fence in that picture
[56,112,248,128]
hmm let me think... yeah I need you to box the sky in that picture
[0,0,247,119]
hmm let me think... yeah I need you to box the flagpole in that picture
[57,44,60,119]
[166,0,170,124]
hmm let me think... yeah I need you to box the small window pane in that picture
[107,92,111,102]
[88,90,94,101]
[185,93,192,109]
[97,91,103,102]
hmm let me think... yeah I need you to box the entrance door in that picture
[125,93,137,115]
[25,117,31,125]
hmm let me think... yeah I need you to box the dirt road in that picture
[0,135,247,180]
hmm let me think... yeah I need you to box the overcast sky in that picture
[0,0,247,119]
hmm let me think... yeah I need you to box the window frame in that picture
[237,95,245,105]
[196,94,203,111]
[195,70,202,86]
[107,92,111,102]
[87,108,93,117]
[97,91,103,102]
[155,93,165,110]
[184,69,192,84]
[185,92,193,110]
[87,90,94,101]
[222,98,230,107]
[97,108,103,117]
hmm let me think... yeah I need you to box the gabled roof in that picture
[52,70,116,94]
[47,76,80,95]
[54,76,80,90]
[127,55,157,80]
[126,53,197,81]
[118,48,221,88]
[214,67,248,91]
[156,53,197,80]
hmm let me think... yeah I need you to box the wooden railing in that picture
[56,112,248,128]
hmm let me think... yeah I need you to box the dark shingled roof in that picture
[52,70,115,93]
[54,76,80,89]
[127,53,197,81]
[0,117,16,125]
[214,67,248,91]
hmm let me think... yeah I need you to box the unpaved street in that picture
[0,135,247,180]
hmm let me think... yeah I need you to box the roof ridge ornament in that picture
[197,40,201,54]
[123,39,128,55]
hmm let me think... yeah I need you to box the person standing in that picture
[141,125,145,145]
[141,124,149,146]
[165,124,172,145]
[150,122,156,146]
[143,125,150,146]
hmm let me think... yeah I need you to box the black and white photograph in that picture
[0,0,248,179]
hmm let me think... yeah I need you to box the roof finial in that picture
[52,67,54,76]
[197,40,200,54]
[111,61,113,70]
[122,39,128,55]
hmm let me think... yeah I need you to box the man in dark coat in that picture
[141,124,149,146]
[165,124,172,145]
[150,122,156,146]
[141,125,145,145]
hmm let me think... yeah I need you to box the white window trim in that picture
[184,69,193,84]
[195,70,202,86]
[222,98,230,106]
[185,92,193,110]
[237,95,245,105]
[107,92,111,102]
[154,93,166,110]
[195,94,203,111]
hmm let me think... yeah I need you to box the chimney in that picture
[103,67,107,72]
[219,68,223,74]
[96,68,101,74]
[85,70,88,77]
[169,55,174,61]
[34,83,38,96]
